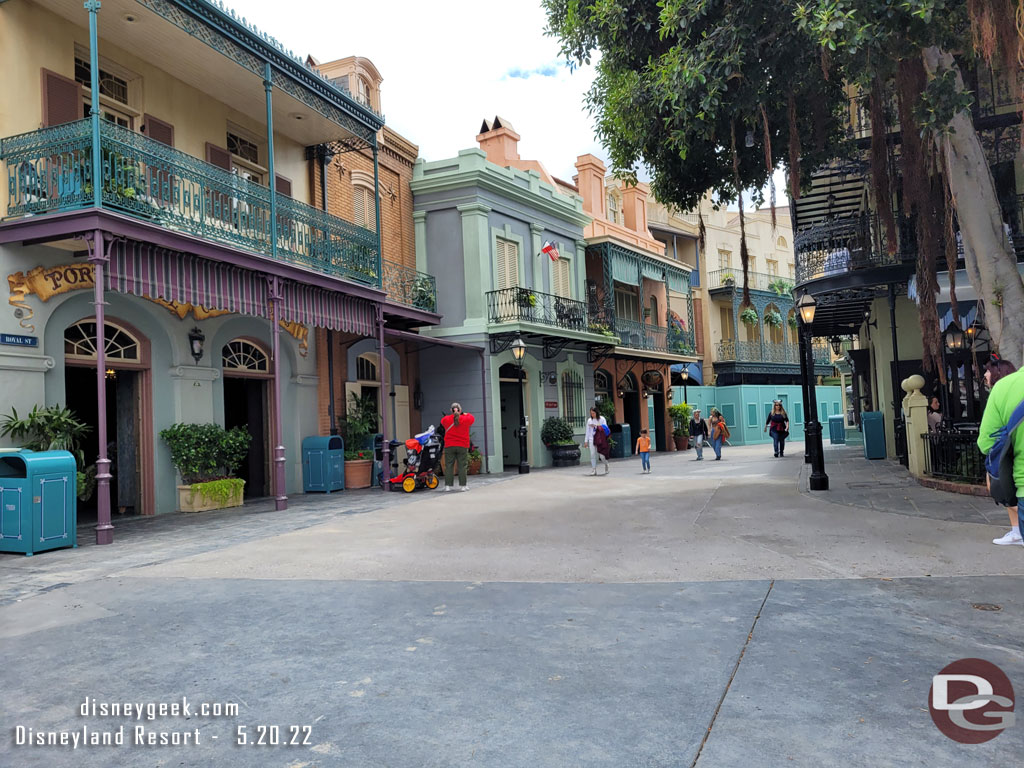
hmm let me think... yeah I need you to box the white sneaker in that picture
[590,469,598,476]
[443,486,451,492]
[460,486,468,492]
[992,529,1023,545]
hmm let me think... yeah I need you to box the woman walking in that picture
[764,401,790,458]
[585,406,610,475]
[981,356,1022,545]
[690,408,708,461]
[440,402,475,491]
[709,408,729,461]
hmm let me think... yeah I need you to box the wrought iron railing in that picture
[716,340,830,365]
[382,261,437,312]
[707,269,795,295]
[486,287,590,332]
[1,119,380,284]
[921,429,985,485]
[794,213,915,284]
[561,369,587,428]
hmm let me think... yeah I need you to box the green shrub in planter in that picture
[159,422,252,483]
[740,307,759,326]
[541,416,575,446]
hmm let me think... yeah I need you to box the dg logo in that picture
[929,658,1016,743]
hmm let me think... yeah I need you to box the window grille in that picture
[222,340,269,373]
[74,58,129,104]
[227,132,260,165]
[561,370,587,428]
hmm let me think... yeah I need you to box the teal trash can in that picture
[0,449,77,556]
[861,411,886,459]
[828,414,846,445]
[301,436,344,493]
[611,423,631,459]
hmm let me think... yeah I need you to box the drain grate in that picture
[972,603,1002,612]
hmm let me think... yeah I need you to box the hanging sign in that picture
[0,333,38,347]
[545,401,558,409]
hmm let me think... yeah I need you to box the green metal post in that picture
[86,0,102,209]
[264,62,278,259]
[373,142,382,286]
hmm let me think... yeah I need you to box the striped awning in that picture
[105,240,376,337]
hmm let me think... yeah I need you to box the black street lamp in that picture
[943,320,966,423]
[681,368,689,403]
[797,293,829,491]
[511,335,530,475]
[829,336,844,357]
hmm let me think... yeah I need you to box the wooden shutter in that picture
[144,115,174,146]
[554,258,571,298]
[275,175,292,197]
[41,69,82,127]
[205,143,231,170]
[353,187,366,227]
[496,238,518,290]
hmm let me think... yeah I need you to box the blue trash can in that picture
[861,412,886,459]
[0,449,77,556]
[828,414,846,445]
[301,436,344,493]
[610,424,631,459]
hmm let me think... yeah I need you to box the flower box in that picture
[177,479,245,513]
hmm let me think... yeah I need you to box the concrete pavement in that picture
[1,444,1021,767]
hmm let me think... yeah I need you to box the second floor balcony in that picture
[486,286,594,335]
[1,120,380,285]
[716,339,831,366]
[794,213,915,287]
[707,269,795,296]
[382,261,437,313]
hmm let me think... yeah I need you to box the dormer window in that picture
[607,192,620,224]
[357,77,371,108]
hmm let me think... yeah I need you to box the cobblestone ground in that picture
[1,445,1021,767]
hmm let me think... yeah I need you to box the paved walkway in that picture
[801,444,1008,525]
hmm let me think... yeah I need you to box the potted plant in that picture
[769,278,794,296]
[338,392,378,489]
[740,307,759,326]
[788,313,800,330]
[540,416,581,466]
[668,402,693,450]
[467,435,483,475]
[160,422,251,512]
[722,272,735,286]
[764,309,784,327]
[1,404,96,501]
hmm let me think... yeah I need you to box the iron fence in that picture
[486,287,590,331]
[921,429,986,485]
[794,214,915,284]
[707,269,795,296]
[382,261,437,312]
[716,339,830,365]
[561,370,587,428]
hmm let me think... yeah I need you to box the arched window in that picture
[357,77,371,107]
[620,372,638,392]
[64,320,140,362]
[594,369,612,400]
[356,354,377,382]
[776,236,788,250]
[222,339,269,373]
[607,192,620,224]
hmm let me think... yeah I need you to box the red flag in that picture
[542,241,560,262]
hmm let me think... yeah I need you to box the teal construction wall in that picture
[670,384,843,446]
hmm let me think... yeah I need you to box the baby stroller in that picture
[387,425,443,493]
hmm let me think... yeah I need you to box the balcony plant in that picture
[668,402,693,450]
[0,404,96,501]
[517,289,537,309]
[410,276,437,312]
[159,422,251,512]
[764,309,784,327]
[540,416,581,466]
[338,393,378,489]
[722,272,735,286]
[768,278,794,297]
[740,307,759,326]
[788,313,800,330]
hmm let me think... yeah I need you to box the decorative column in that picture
[373,143,383,286]
[413,210,428,274]
[86,0,102,209]
[89,231,113,544]
[888,284,906,464]
[269,278,287,510]
[901,374,929,479]
[376,303,390,484]
[264,63,278,259]
[530,222,545,292]
[457,203,491,323]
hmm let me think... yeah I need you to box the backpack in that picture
[984,398,1024,506]
[601,423,610,436]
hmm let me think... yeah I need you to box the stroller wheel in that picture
[426,474,439,489]
[402,476,417,493]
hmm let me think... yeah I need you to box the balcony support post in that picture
[264,62,278,262]
[269,277,288,511]
[798,324,812,464]
[888,284,907,464]
[86,0,102,210]
[89,230,114,544]
[373,143,382,287]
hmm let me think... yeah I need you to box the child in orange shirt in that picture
[636,430,652,473]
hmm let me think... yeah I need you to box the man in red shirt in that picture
[440,402,475,491]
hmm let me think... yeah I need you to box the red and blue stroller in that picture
[387,425,443,492]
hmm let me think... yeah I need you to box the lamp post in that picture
[511,335,530,474]
[943,320,965,424]
[798,293,829,491]
[681,369,689,403]
[829,336,843,357]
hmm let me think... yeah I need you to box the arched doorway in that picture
[619,371,641,454]
[642,368,667,452]
[499,362,528,469]
[221,338,271,497]
[64,318,152,517]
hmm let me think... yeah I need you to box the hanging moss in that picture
[869,78,898,256]
[730,121,752,308]
[760,104,777,230]
[788,92,801,201]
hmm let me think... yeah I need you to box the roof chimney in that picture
[477,115,521,168]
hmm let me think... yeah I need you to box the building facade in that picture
[0,0,436,540]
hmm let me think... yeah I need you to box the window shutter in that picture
[41,69,82,127]
[205,143,231,170]
[555,258,571,298]
[144,115,174,146]
[353,188,366,227]
[275,175,292,197]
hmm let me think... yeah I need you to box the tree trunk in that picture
[922,46,1024,367]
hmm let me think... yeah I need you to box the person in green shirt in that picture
[977,357,1024,546]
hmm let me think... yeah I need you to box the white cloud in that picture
[233,0,606,180]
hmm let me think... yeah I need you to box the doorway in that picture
[651,391,666,452]
[499,363,526,470]
[223,377,268,497]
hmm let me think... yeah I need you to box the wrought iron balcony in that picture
[1,120,379,285]
[486,286,591,333]
[794,213,915,285]
[611,317,695,355]
[382,261,437,312]
[716,340,830,365]
[707,269,795,295]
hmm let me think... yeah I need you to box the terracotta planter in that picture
[177,481,244,513]
[673,435,689,451]
[345,459,373,489]
[468,457,482,475]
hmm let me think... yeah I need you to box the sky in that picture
[236,0,784,208]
